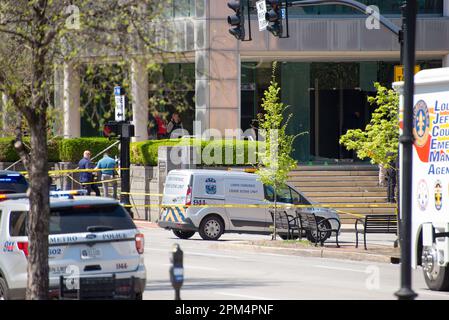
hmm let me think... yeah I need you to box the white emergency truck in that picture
[158,169,340,241]
[396,67,449,291]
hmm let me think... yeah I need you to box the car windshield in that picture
[0,174,28,194]
[9,204,135,236]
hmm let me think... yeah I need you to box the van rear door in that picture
[162,172,192,205]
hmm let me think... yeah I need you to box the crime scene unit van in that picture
[0,191,146,300]
[158,169,340,241]
[396,67,449,291]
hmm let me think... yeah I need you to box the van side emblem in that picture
[205,178,217,195]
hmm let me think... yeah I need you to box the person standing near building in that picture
[78,150,101,196]
[166,112,183,138]
[95,152,118,198]
[386,153,397,203]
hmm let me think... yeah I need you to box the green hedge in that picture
[130,138,262,166]
[0,137,262,166]
[0,137,61,162]
[59,137,119,162]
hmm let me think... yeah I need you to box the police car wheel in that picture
[173,229,196,240]
[306,218,331,243]
[199,216,224,241]
[422,245,449,291]
[0,278,9,300]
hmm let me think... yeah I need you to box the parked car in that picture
[158,169,340,241]
[0,191,146,300]
[0,171,28,194]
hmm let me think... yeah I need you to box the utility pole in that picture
[395,0,418,300]
[104,86,134,215]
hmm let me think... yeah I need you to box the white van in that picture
[158,169,340,241]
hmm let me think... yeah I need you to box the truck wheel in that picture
[199,215,224,241]
[307,218,331,243]
[173,230,196,240]
[422,245,449,291]
[0,277,9,300]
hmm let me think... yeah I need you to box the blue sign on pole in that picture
[114,86,121,96]
[281,8,286,19]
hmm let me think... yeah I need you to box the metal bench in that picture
[355,214,398,250]
[269,210,301,240]
[296,210,341,247]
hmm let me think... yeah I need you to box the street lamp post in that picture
[395,0,418,300]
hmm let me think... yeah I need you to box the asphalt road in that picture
[141,227,449,300]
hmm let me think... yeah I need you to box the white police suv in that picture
[0,191,146,300]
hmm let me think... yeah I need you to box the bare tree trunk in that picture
[25,114,50,300]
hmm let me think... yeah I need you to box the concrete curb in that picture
[209,242,396,264]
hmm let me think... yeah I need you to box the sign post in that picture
[114,86,126,122]
[256,0,268,31]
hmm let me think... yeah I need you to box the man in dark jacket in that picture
[386,153,398,203]
[78,150,100,196]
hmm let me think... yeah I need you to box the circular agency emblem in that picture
[417,179,429,211]
[434,180,443,211]
[413,100,430,147]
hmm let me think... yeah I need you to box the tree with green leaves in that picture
[0,0,179,299]
[339,82,399,168]
[256,63,298,240]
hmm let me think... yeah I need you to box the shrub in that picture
[130,138,262,166]
[59,137,119,163]
[0,136,61,162]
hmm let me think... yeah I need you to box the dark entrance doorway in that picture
[308,62,375,162]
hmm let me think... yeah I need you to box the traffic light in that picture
[227,0,245,40]
[266,0,282,37]
[103,121,120,138]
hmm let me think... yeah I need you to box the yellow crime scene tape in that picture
[19,167,129,175]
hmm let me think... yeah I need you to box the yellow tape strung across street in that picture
[123,203,399,210]
[19,168,129,175]
[65,173,120,186]
[120,192,164,197]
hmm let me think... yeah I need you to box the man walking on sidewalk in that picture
[78,150,101,196]
[95,152,117,198]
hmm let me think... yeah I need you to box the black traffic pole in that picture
[120,130,131,209]
[395,0,418,300]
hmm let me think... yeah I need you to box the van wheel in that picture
[173,230,196,240]
[199,216,224,241]
[422,245,449,291]
[0,277,9,300]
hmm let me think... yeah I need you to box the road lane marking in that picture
[314,265,366,273]
[215,292,271,300]
[146,248,245,260]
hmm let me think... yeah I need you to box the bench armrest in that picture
[355,218,365,233]
[320,217,341,231]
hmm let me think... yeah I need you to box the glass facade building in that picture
[242,60,442,162]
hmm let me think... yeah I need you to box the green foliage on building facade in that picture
[339,82,399,167]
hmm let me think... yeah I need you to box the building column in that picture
[130,58,149,142]
[444,0,449,17]
[53,65,64,137]
[443,54,449,68]
[194,0,240,137]
[1,93,8,137]
[63,62,81,138]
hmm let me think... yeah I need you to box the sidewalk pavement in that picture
[135,221,399,264]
